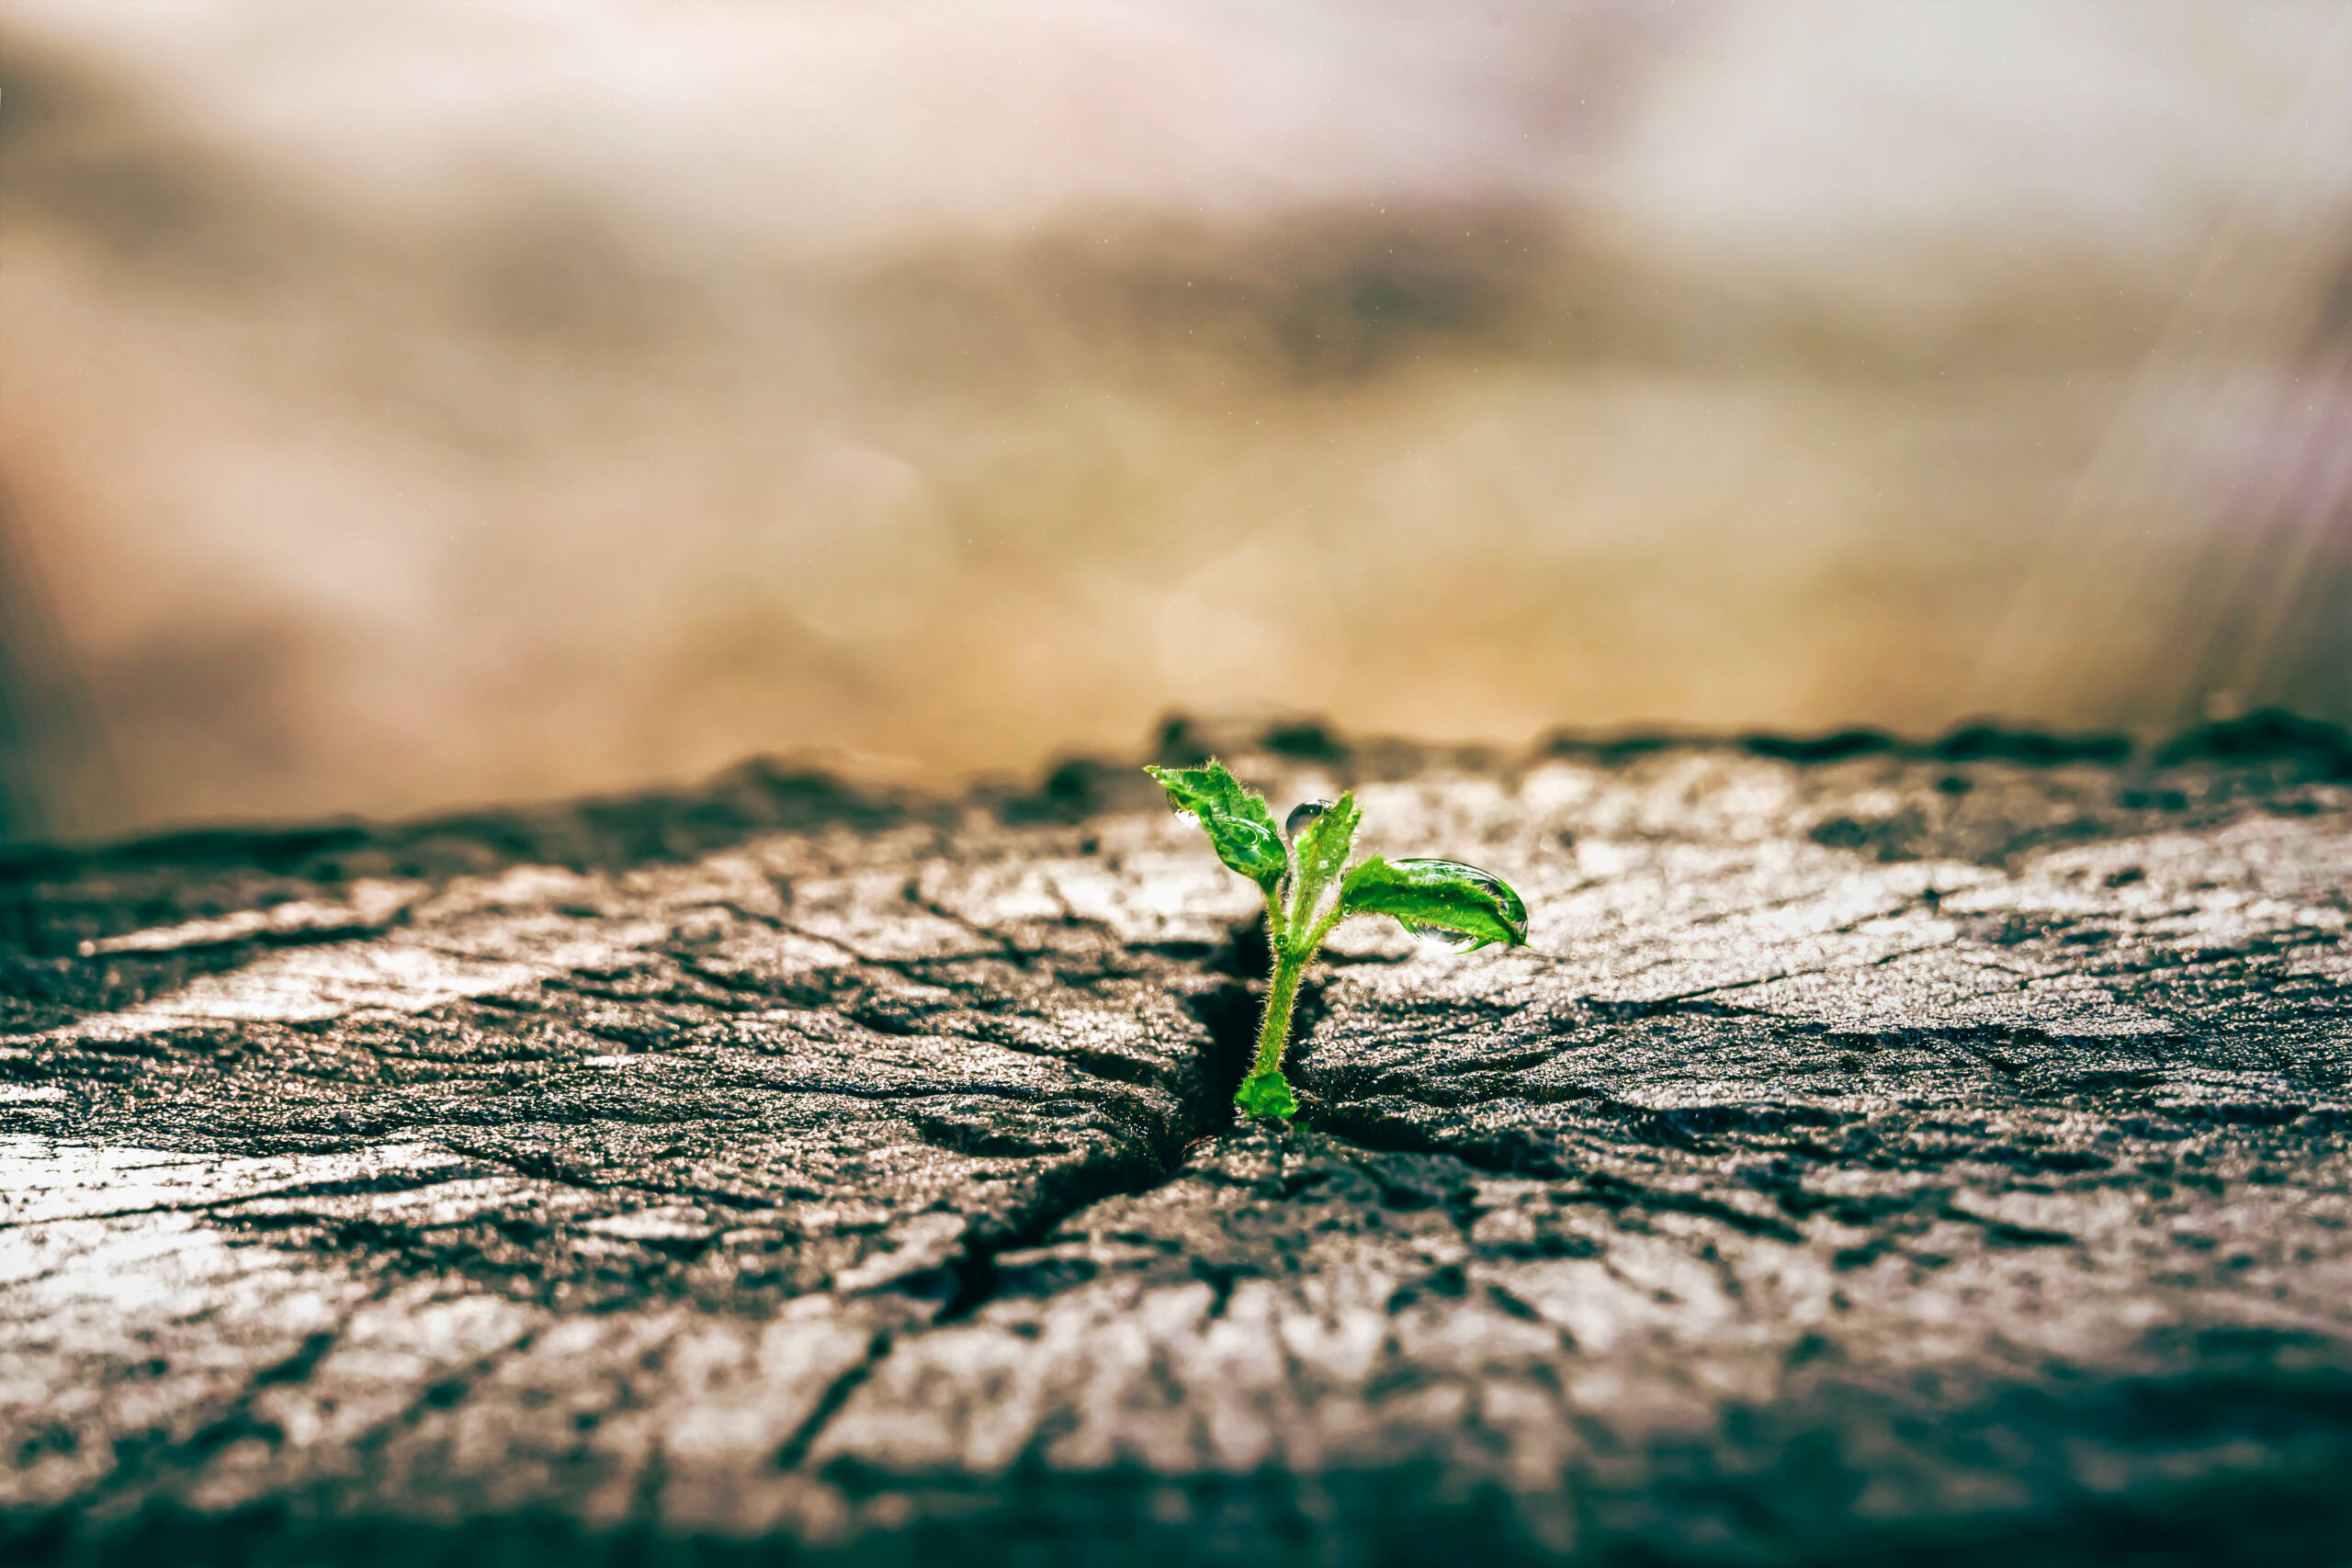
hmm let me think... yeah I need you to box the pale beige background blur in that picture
[4,1,2350,842]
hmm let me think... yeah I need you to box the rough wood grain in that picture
[5,719,2350,1565]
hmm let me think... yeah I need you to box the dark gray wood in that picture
[5,721,2350,1565]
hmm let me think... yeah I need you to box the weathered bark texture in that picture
[4,719,2351,1566]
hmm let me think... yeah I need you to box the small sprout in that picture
[1145,759,1529,1119]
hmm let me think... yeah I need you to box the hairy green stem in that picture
[1253,947,1306,1080]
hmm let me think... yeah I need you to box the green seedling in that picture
[1145,760,1529,1119]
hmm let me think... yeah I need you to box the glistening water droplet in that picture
[1397,916,1489,953]
[1285,799,1336,840]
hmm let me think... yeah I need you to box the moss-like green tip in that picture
[1234,1069,1298,1120]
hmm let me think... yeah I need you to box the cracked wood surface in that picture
[3,727,2351,1565]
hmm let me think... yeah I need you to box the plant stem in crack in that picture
[1237,949,1304,1119]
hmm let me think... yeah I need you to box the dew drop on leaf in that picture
[1397,916,1489,953]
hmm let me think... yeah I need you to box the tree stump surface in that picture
[5,720,2351,1566]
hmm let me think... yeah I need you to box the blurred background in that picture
[4,0,2351,844]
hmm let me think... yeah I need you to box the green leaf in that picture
[1142,761,1288,892]
[1338,856,1530,952]
[1288,793,1360,913]
[1234,1068,1298,1119]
